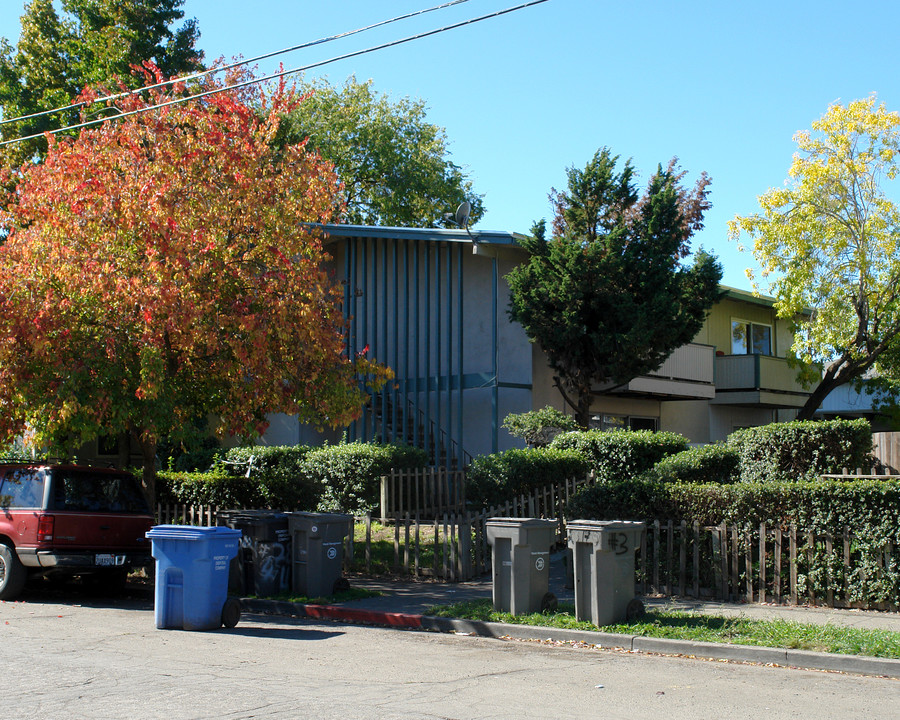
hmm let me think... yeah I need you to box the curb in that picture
[239,598,900,679]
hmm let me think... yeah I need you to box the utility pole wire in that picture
[0,0,551,149]
[0,0,473,129]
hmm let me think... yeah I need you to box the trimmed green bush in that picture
[641,444,740,485]
[157,470,266,508]
[466,447,590,508]
[309,441,429,515]
[550,429,689,482]
[223,445,318,511]
[566,476,900,532]
[727,419,873,483]
[502,406,580,447]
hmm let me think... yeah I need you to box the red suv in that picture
[0,464,154,600]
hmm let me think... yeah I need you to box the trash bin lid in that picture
[485,517,557,528]
[146,524,242,541]
[566,520,644,532]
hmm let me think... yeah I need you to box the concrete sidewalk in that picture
[240,554,900,679]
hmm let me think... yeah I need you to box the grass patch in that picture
[425,598,900,659]
[349,520,443,575]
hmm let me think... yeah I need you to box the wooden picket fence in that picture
[639,520,900,610]
[379,468,467,520]
[351,473,597,581]
[156,502,220,526]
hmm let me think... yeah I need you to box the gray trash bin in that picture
[567,520,645,626]
[217,510,291,598]
[486,517,557,615]
[288,512,352,598]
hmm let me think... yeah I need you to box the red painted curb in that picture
[302,604,424,629]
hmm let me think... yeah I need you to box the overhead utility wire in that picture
[0,0,473,129]
[0,0,550,149]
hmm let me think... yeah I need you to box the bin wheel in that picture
[540,592,558,614]
[221,597,242,629]
[625,598,645,622]
[332,577,351,595]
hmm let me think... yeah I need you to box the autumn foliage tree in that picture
[0,70,390,501]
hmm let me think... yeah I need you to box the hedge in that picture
[160,441,428,513]
[157,470,266,509]
[501,406,580,447]
[727,418,873,483]
[566,477,900,605]
[550,429,689,482]
[223,445,318,511]
[640,444,740,485]
[308,441,429,515]
[466,447,590,508]
[566,477,900,534]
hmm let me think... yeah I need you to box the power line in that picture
[0,0,551,149]
[0,0,473,130]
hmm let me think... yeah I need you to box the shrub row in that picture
[640,444,741,485]
[466,447,590,508]
[727,418,872,483]
[549,429,689,482]
[566,477,900,539]
[158,441,428,514]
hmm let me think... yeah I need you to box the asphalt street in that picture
[2,586,898,720]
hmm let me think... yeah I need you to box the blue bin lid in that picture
[146,524,242,541]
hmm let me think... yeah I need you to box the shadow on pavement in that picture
[223,621,346,641]
[12,577,154,612]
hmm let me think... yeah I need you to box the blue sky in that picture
[2,0,898,288]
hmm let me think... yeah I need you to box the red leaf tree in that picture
[0,70,390,501]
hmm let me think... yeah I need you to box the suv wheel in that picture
[0,543,27,600]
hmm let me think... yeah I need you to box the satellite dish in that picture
[454,201,471,230]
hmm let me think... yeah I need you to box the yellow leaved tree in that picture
[730,95,900,419]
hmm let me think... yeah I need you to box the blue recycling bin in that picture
[146,525,242,631]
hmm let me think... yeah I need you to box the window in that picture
[731,319,772,356]
[0,469,45,508]
[590,414,658,432]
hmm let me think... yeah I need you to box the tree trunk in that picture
[796,376,844,420]
[131,429,158,510]
[574,393,592,430]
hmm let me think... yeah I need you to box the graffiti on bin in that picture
[239,535,291,589]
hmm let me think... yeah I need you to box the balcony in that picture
[623,343,716,399]
[711,354,810,408]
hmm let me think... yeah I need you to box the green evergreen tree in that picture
[0,0,203,166]
[507,148,723,427]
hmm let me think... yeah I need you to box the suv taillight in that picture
[37,514,54,542]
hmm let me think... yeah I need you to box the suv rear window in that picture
[49,469,150,514]
[0,469,46,509]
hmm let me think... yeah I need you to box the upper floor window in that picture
[731,319,772,356]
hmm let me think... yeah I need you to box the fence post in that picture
[758,523,767,604]
[652,520,661,594]
[789,524,798,605]
[365,513,372,575]
[692,521,700,598]
[843,526,851,606]
[774,526,783,604]
[380,474,389,523]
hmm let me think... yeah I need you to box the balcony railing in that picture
[646,343,715,384]
[714,354,807,394]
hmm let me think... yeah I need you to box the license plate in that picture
[95,554,124,567]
